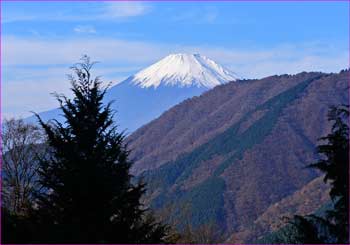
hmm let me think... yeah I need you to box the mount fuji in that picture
[27,53,239,133]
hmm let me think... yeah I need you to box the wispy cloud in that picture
[74,25,96,34]
[3,65,136,119]
[3,2,151,23]
[101,2,150,19]
[4,36,346,76]
[3,36,347,118]
[187,42,348,78]
[2,36,167,66]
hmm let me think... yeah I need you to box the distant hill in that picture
[127,70,349,242]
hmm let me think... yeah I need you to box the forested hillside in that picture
[128,70,349,242]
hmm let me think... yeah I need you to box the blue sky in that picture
[2,1,349,118]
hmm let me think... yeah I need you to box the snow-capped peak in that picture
[127,53,239,89]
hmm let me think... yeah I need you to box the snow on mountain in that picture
[127,53,239,88]
[27,53,240,133]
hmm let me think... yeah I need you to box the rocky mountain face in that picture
[127,70,349,242]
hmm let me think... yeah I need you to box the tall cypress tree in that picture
[308,104,349,243]
[33,56,168,243]
[282,105,349,244]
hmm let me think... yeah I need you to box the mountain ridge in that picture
[126,70,348,242]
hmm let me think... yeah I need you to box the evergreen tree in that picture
[286,215,323,244]
[33,56,168,243]
[308,104,349,243]
[285,105,349,244]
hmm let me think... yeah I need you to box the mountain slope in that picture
[227,176,331,243]
[127,70,349,242]
[26,53,237,132]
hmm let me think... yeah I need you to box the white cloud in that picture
[186,43,348,78]
[3,35,347,118]
[3,2,150,23]
[3,14,37,23]
[102,2,150,19]
[4,35,346,76]
[2,36,168,66]
[2,67,71,119]
[74,25,96,34]
[2,65,133,119]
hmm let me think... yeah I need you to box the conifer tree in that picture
[308,104,349,243]
[33,56,168,243]
[285,105,349,244]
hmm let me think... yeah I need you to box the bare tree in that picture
[2,118,45,215]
